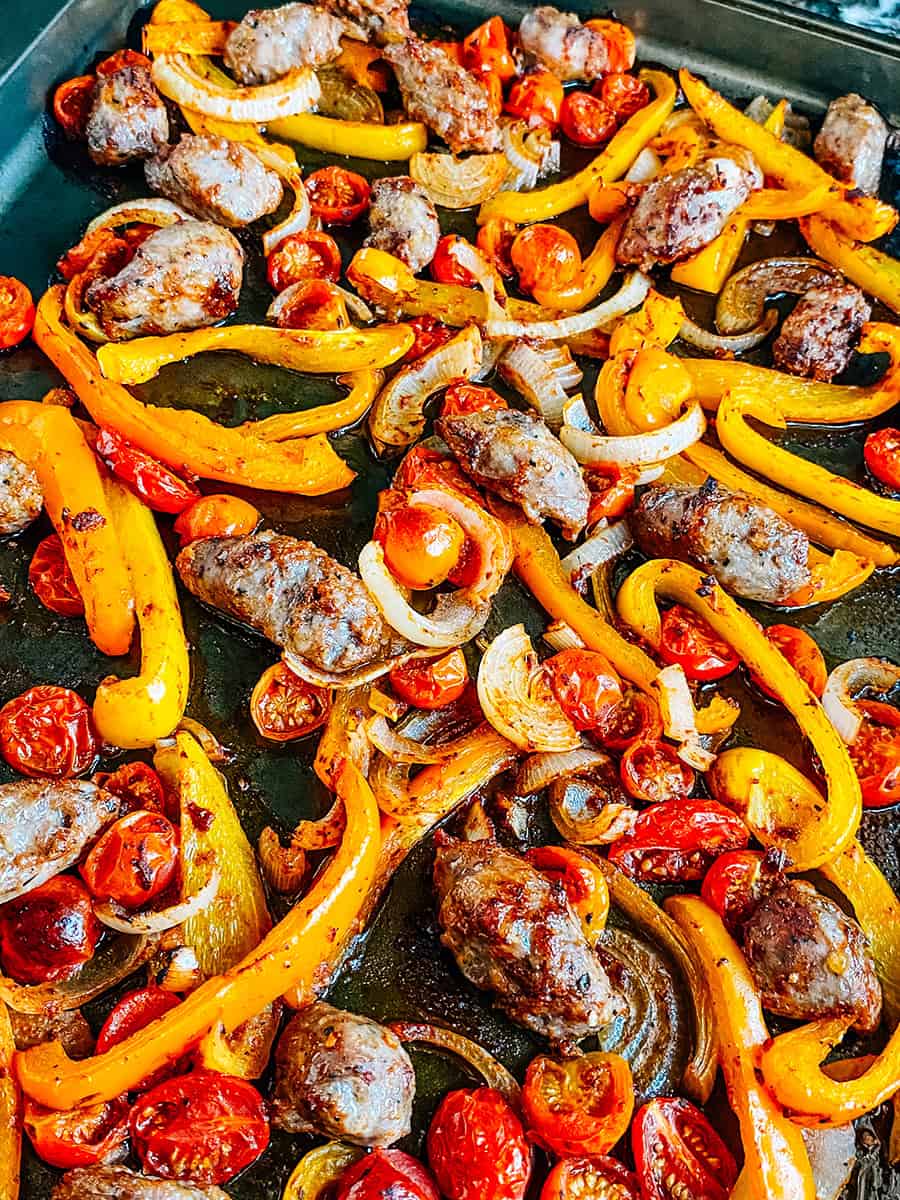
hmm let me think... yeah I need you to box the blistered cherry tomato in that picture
[477,218,517,278]
[0,684,98,778]
[659,604,739,682]
[130,1069,269,1185]
[81,809,179,909]
[585,466,637,526]
[443,382,508,418]
[749,623,827,700]
[336,1148,440,1200]
[544,648,622,731]
[849,699,900,809]
[271,278,349,329]
[56,228,129,281]
[427,1087,531,1200]
[522,1051,633,1158]
[632,1097,737,1200]
[403,315,455,362]
[620,738,694,804]
[174,494,260,545]
[0,875,100,984]
[305,166,371,225]
[525,845,609,944]
[431,235,479,286]
[266,230,342,292]
[540,1156,640,1200]
[598,72,650,119]
[510,224,581,295]
[700,849,767,934]
[250,662,331,742]
[462,16,517,81]
[389,649,469,710]
[505,68,564,128]
[609,798,749,882]
[52,75,95,139]
[392,445,482,503]
[94,760,167,815]
[95,49,151,76]
[598,691,663,751]
[0,276,35,350]
[380,503,466,589]
[560,92,617,146]
[584,19,637,73]
[864,427,900,491]
[96,984,183,1090]
[24,1095,130,1169]
[94,428,200,514]
[29,535,84,617]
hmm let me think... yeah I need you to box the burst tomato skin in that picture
[522,1052,633,1158]
[544,649,622,731]
[29,535,84,617]
[560,92,617,146]
[52,75,96,139]
[700,849,766,934]
[272,278,349,329]
[632,1097,738,1200]
[56,228,128,281]
[849,699,900,809]
[379,503,466,590]
[0,276,35,350]
[0,685,98,779]
[431,235,479,286]
[389,649,469,710]
[608,798,750,883]
[658,605,739,682]
[620,738,695,805]
[174,494,260,545]
[24,1094,130,1169]
[392,445,482,503]
[597,72,650,118]
[130,1070,269,1185]
[96,984,183,1091]
[510,224,581,295]
[403,316,454,362]
[428,1087,532,1200]
[443,382,507,418]
[94,760,167,815]
[266,230,342,292]
[598,691,662,752]
[750,623,827,700]
[462,16,517,81]
[505,68,564,128]
[477,218,517,278]
[80,809,179,909]
[336,1148,440,1200]
[94,428,200,514]
[305,166,371,225]
[0,875,100,984]
[250,661,331,741]
[540,1155,640,1200]
[864,427,900,491]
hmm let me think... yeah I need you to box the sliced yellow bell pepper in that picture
[801,215,900,314]
[143,18,232,55]
[267,112,427,161]
[477,69,676,224]
[283,1144,362,1200]
[244,370,382,441]
[531,218,623,310]
[740,179,841,221]
[778,546,874,608]
[0,1001,20,1200]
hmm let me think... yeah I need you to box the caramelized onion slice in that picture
[152,53,320,122]
[716,256,839,334]
[94,864,220,934]
[410,151,509,209]
[390,1021,520,1102]
[85,198,191,235]
[822,657,900,745]
[0,934,151,1014]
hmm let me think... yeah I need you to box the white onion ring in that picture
[390,1021,520,1102]
[624,146,662,182]
[85,198,191,235]
[152,54,320,122]
[499,339,582,432]
[365,715,450,764]
[252,147,312,255]
[283,647,423,690]
[650,664,716,770]
[484,271,651,340]
[679,309,778,354]
[560,520,633,592]
[0,935,150,1014]
[562,401,706,467]
[517,743,611,795]
[822,658,900,745]
[94,866,221,934]
[543,620,586,653]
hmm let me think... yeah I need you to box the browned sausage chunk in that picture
[363,176,440,273]
[318,0,409,43]
[0,450,42,535]
[518,6,610,81]
[224,3,348,83]
[52,1166,229,1200]
[145,135,283,227]
[814,93,889,196]
[773,281,871,381]
[85,65,168,167]
[271,1003,415,1145]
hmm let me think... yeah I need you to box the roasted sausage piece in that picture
[85,220,243,340]
[383,39,501,154]
[437,408,590,540]
[742,879,882,1034]
[271,1003,415,1145]
[224,3,348,83]
[318,0,409,43]
[814,93,889,196]
[433,834,623,1046]
[518,6,611,81]
[145,135,283,227]
[0,450,42,535]
[772,281,871,381]
[52,1166,230,1200]
[617,148,762,270]
[0,780,120,905]
[176,531,408,677]
[363,176,440,273]
[631,479,810,604]
[85,65,169,167]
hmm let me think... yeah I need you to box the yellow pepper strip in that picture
[283,1144,363,1200]
[717,389,900,537]
[740,179,842,221]
[243,370,381,441]
[33,287,355,496]
[667,896,816,1200]
[92,480,189,748]
[0,1002,20,1200]
[477,69,677,225]
[679,69,898,242]
[267,112,427,161]
[0,400,134,657]
[801,214,900,314]
[15,758,380,1110]
[778,547,874,608]
[617,559,861,864]
[531,218,624,310]
[143,19,233,55]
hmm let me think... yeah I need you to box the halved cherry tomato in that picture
[336,1148,440,1200]
[526,845,609,945]
[24,1094,130,1169]
[56,228,129,281]
[130,1069,269,1185]
[620,738,694,804]
[597,73,650,119]
[0,684,98,778]
[96,985,182,1090]
[510,225,581,296]
[540,1156,640,1200]
[632,1097,738,1200]
[522,1051,633,1157]
[94,427,200,514]
[94,760,168,816]
[0,276,35,350]
[266,230,342,292]
[864,426,900,492]
[52,75,96,139]
[174,494,260,545]
[29,534,84,618]
[431,235,479,286]
[96,49,152,76]
[598,691,663,751]
[561,92,618,146]
[305,166,371,225]
[849,698,900,809]
[462,16,517,81]
[443,382,508,418]
[609,798,749,882]
[586,466,637,526]
[389,649,469,710]
[749,623,827,699]
[272,278,349,329]
[403,315,455,363]
[428,1087,531,1200]
[659,604,739,682]
[505,68,564,128]
[544,648,622,731]
[250,661,331,742]
[81,809,179,909]
[585,19,637,73]
[700,849,767,934]
[477,218,517,278]
[0,875,100,984]
[379,502,466,589]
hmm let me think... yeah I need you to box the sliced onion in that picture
[252,146,311,255]
[477,624,580,753]
[258,827,307,894]
[517,743,611,795]
[716,256,838,335]
[679,309,778,353]
[484,271,651,340]
[651,664,716,770]
[337,286,374,324]
[410,150,509,209]
[64,275,108,344]
[283,646,417,689]
[822,658,900,745]
[94,865,220,934]
[0,935,150,1014]
[498,338,582,431]
[407,487,512,603]
[390,1021,520,1102]
[313,686,373,789]
[85,198,191,235]
[543,620,586,653]
[448,239,506,323]
[625,147,662,183]
[152,54,320,122]
[562,401,705,467]
[365,714,450,764]
[154,945,202,993]
[561,520,633,593]
[501,120,559,192]
[176,717,231,763]
[368,686,406,722]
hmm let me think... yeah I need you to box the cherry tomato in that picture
[336,1148,440,1200]
[586,466,637,525]
[250,661,331,742]
[477,218,517,278]
[392,445,482,504]
[0,276,35,350]
[541,1156,640,1200]
[403,315,455,362]
[427,1087,531,1200]
[609,798,749,882]
[700,849,767,934]
[271,278,349,329]
[94,427,200,514]
[597,72,650,119]
[389,649,469,710]
[462,16,517,81]
[96,49,152,76]
[585,19,637,73]
[598,691,663,751]
[505,69,564,128]
[24,1095,130,1169]
[522,1051,633,1158]
[52,75,95,139]
[864,427,900,491]
[29,535,84,618]
[174,494,260,545]
[266,230,342,292]
[561,92,618,146]
[81,809,179,909]
[510,225,581,296]
[849,699,900,809]
[56,228,129,281]
[431,235,479,286]
[544,648,622,731]
[94,760,168,815]
[305,166,371,225]
[0,875,100,984]
[632,1097,738,1200]
[0,684,98,778]
[620,738,695,804]
[130,1069,269,1185]
[749,623,827,700]
[380,502,466,589]
[659,604,739,682]
[443,382,508,418]
[96,983,183,1090]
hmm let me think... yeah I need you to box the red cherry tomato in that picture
[389,649,469,710]
[540,1156,640,1200]
[749,623,827,700]
[95,49,152,76]
[403,315,455,362]
[266,230,342,292]
[584,19,637,73]
[443,382,508,418]
[174,494,260,545]
[81,809,179,909]
[427,1087,532,1200]
[94,760,168,815]
[477,218,517,278]
[52,75,96,139]
[597,691,663,752]
[250,661,331,742]
[505,69,564,128]
[585,466,637,526]
[560,92,618,146]
[659,604,739,682]
[510,224,581,296]
[0,875,100,984]
[392,445,482,503]
[305,166,371,225]
[632,1097,738,1200]
[597,72,650,119]
[24,1095,130,1169]
[849,699,900,809]
[379,503,466,589]
[336,1148,440,1200]
[864,427,900,491]
[0,684,98,778]
[609,798,749,882]
[56,228,130,281]
[130,1069,269,1185]
[94,428,200,514]
[29,535,84,617]
[522,1051,633,1158]
[431,235,479,286]
[271,278,349,329]
[620,738,695,804]
[462,16,516,81]
[700,849,767,934]
[544,648,623,731]
[96,984,183,1090]
[0,276,35,350]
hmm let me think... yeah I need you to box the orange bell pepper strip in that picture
[33,287,355,496]
[335,38,389,91]
[142,19,234,54]
[0,1001,20,1200]
[0,400,134,657]
[242,370,382,441]
[15,757,380,1110]
[739,179,841,221]
[531,219,624,310]
[666,896,815,1200]
[526,845,609,947]
[800,214,900,315]
[777,546,874,608]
